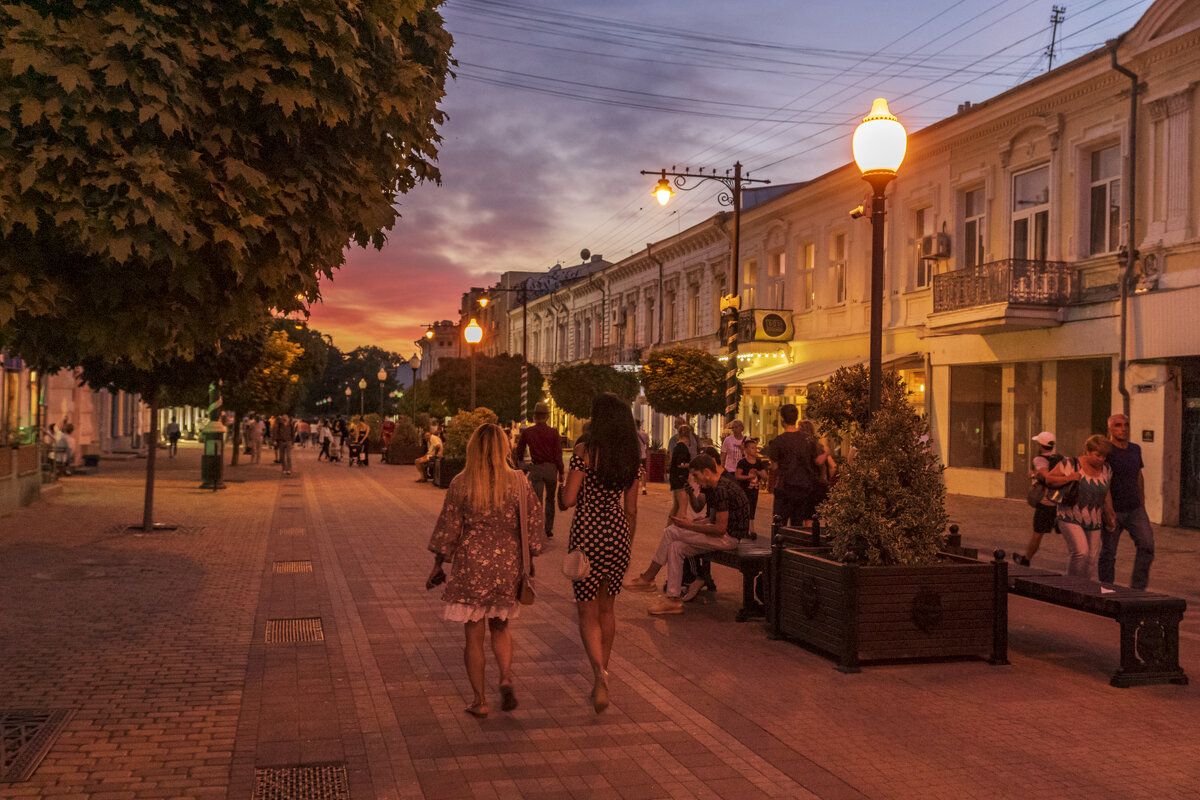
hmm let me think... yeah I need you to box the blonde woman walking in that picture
[428,424,545,718]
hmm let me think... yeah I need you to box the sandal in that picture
[499,685,518,712]
[464,702,488,719]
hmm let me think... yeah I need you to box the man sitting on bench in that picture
[625,454,751,615]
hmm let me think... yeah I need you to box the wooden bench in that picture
[1006,563,1188,688]
[705,519,823,622]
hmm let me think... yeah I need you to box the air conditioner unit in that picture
[920,232,951,259]
[613,308,628,325]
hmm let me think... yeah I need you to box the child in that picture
[734,438,770,538]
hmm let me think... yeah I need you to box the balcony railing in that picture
[932,259,1075,314]
[590,345,643,365]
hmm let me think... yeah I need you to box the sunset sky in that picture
[306,0,1154,356]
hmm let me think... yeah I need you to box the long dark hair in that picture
[585,392,641,490]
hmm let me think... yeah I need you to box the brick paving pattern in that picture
[1,442,1197,799]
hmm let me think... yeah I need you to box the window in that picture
[666,294,676,341]
[963,188,986,269]
[913,208,934,288]
[829,234,846,303]
[688,291,700,337]
[742,259,757,309]
[1012,166,1049,261]
[767,251,786,308]
[801,244,815,310]
[1089,145,1121,255]
[948,365,1002,469]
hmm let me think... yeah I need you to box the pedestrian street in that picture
[1,444,1197,800]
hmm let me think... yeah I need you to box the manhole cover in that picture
[265,618,324,644]
[277,527,306,536]
[272,561,313,575]
[252,764,349,800]
[0,709,73,782]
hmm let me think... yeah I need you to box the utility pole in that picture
[1047,5,1066,72]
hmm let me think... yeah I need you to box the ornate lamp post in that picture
[377,365,387,417]
[641,163,770,425]
[851,98,907,417]
[357,377,367,416]
[408,353,421,419]
[464,318,483,410]
[344,386,351,416]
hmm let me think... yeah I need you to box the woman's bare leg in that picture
[463,620,487,711]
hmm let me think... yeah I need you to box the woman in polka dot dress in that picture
[561,392,641,713]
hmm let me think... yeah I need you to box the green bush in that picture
[549,363,639,418]
[363,413,382,443]
[811,366,947,566]
[640,346,738,417]
[443,407,499,459]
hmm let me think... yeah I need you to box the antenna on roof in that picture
[1046,5,1066,72]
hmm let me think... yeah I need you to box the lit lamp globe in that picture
[852,97,906,190]
[357,378,367,390]
[464,318,483,344]
[425,329,434,340]
[652,173,674,206]
[377,367,387,382]
[408,354,420,371]
[344,387,351,397]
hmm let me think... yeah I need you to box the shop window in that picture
[949,365,1002,469]
[1012,166,1049,261]
[1089,145,1121,255]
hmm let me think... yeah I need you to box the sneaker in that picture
[648,596,683,615]
[624,575,656,593]
[1011,552,1031,567]
[682,578,705,602]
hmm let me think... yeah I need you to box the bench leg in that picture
[734,567,766,622]
[1111,610,1189,688]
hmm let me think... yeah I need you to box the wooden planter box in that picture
[433,458,465,488]
[646,450,666,482]
[387,442,426,465]
[770,544,1008,672]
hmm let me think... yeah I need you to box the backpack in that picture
[1026,452,1065,507]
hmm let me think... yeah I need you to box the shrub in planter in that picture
[443,407,499,460]
[386,415,425,464]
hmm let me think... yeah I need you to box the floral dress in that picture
[429,473,545,622]
[567,454,632,602]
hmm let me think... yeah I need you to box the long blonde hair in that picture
[463,423,520,512]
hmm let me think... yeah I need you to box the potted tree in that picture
[770,365,1007,671]
[435,407,498,488]
[385,415,426,465]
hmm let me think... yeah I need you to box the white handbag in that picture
[562,548,590,581]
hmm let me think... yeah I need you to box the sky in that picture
[306,0,1156,356]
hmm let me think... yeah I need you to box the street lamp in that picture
[851,97,907,417]
[408,353,421,419]
[642,164,771,425]
[357,377,367,416]
[482,280,532,419]
[344,385,352,415]
[464,318,483,410]
[377,365,387,417]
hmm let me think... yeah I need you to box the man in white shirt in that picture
[415,430,443,482]
[720,419,746,476]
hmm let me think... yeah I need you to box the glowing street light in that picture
[851,97,907,417]
[408,353,421,419]
[652,171,674,206]
[464,318,483,410]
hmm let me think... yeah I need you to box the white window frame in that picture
[962,186,986,269]
[801,244,815,310]
[913,207,934,288]
[829,233,846,304]
[1088,144,1122,256]
[1011,164,1050,262]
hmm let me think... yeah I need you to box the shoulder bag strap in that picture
[516,475,530,577]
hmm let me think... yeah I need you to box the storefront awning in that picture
[740,352,922,393]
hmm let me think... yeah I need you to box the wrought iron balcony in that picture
[932,259,1075,313]
[589,345,643,365]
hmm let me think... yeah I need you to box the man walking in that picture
[165,416,181,458]
[247,415,265,464]
[273,414,296,477]
[1099,413,1154,589]
[767,404,826,526]
[513,402,564,538]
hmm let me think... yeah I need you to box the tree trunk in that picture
[141,400,159,531]
[230,411,243,466]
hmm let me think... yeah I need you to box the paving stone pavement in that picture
[0,442,1197,800]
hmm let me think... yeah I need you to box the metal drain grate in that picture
[272,560,313,574]
[252,764,349,800]
[265,618,324,644]
[1,709,73,782]
[277,527,306,536]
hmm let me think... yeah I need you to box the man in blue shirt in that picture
[1099,413,1154,589]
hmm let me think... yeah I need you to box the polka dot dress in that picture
[567,454,631,601]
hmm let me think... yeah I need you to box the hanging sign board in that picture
[739,310,794,342]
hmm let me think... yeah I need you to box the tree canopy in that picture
[640,347,737,417]
[0,1,452,368]
[428,354,544,422]
[548,363,638,419]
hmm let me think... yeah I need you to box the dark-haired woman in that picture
[561,392,640,713]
